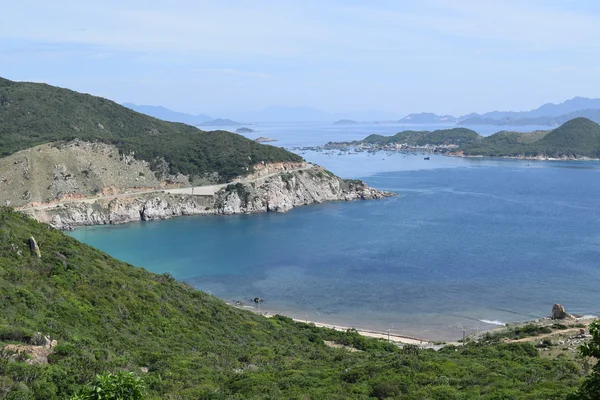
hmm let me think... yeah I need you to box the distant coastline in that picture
[230,301,598,347]
[321,117,600,162]
[449,152,600,162]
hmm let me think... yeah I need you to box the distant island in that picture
[236,127,255,133]
[459,108,600,127]
[399,113,458,124]
[391,97,600,126]
[199,118,243,127]
[326,118,600,160]
[122,103,212,125]
[255,136,277,143]
[333,119,358,125]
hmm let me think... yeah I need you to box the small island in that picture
[199,118,243,127]
[333,119,358,125]
[236,127,255,133]
[255,136,277,143]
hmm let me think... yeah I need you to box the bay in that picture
[69,145,600,341]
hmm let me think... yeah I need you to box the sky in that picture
[3,0,600,117]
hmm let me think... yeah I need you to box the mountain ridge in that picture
[396,97,600,126]
[122,103,212,125]
[0,77,301,183]
[459,118,600,159]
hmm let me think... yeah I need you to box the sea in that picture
[68,122,600,341]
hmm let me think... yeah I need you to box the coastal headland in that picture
[0,77,391,229]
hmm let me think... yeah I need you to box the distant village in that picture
[291,141,459,155]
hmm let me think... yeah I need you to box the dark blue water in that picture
[69,154,600,340]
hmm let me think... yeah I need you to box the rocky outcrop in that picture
[551,304,573,320]
[24,166,393,230]
[28,236,41,258]
[3,333,57,365]
[0,140,188,208]
[217,167,389,215]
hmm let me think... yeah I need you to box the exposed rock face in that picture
[0,141,187,207]
[28,236,41,258]
[3,335,56,365]
[551,304,572,320]
[217,168,388,215]
[24,166,393,229]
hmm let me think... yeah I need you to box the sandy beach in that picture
[289,318,430,345]
[231,303,431,345]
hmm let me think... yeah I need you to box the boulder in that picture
[28,236,41,258]
[551,304,572,320]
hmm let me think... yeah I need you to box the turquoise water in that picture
[69,152,600,341]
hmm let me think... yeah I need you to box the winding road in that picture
[19,164,313,212]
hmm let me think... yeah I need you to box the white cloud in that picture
[3,0,600,114]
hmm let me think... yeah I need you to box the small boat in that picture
[424,157,430,160]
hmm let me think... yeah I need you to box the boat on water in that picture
[424,157,430,160]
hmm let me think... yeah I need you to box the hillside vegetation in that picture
[360,128,479,146]
[461,118,600,158]
[0,208,588,399]
[341,118,600,159]
[0,77,301,183]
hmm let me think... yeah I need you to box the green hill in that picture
[0,208,585,398]
[0,77,301,183]
[360,128,479,146]
[460,118,600,158]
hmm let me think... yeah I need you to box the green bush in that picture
[71,372,145,400]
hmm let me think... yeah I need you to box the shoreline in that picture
[447,152,599,162]
[288,318,431,345]
[229,303,598,348]
[230,304,432,345]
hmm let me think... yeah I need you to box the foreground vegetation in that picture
[0,208,594,398]
[0,77,301,183]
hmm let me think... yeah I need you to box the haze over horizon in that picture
[3,1,600,117]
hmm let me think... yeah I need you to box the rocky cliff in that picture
[25,166,392,229]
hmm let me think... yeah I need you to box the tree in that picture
[71,371,145,400]
[571,321,600,400]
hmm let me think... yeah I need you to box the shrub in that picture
[71,372,145,400]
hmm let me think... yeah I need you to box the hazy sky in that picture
[3,0,600,116]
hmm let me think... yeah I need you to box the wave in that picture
[479,319,506,326]
[577,315,598,320]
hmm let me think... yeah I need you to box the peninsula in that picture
[458,117,600,159]
[0,77,390,229]
[325,127,480,153]
[326,118,600,160]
